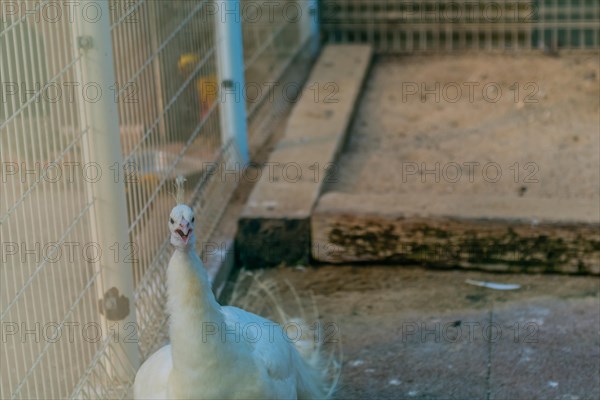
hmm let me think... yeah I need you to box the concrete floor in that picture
[240,265,600,400]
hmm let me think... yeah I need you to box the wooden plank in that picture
[237,44,373,267]
[312,192,600,274]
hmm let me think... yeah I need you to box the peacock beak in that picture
[175,218,192,242]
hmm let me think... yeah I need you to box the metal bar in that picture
[216,0,249,164]
[300,0,320,56]
[72,0,139,377]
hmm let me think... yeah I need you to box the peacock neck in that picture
[166,246,224,373]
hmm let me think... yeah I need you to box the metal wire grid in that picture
[75,0,225,396]
[76,0,316,397]
[1,0,314,398]
[321,0,600,52]
[1,2,102,398]
[246,37,317,152]
[535,0,600,49]
[109,0,222,289]
[128,0,315,360]
[242,0,307,134]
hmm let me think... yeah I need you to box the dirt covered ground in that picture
[327,53,600,203]
[228,265,600,400]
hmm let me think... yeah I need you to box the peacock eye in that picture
[169,218,174,224]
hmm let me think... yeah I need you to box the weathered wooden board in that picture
[312,192,600,274]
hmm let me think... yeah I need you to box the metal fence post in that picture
[301,0,321,56]
[73,0,139,375]
[216,0,249,165]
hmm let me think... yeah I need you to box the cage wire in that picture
[1,1,100,398]
[321,0,600,52]
[1,0,314,398]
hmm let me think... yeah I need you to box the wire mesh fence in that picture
[110,0,224,363]
[321,0,600,52]
[243,0,317,149]
[1,0,315,398]
[1,1,101,398]
[243,0,306,133]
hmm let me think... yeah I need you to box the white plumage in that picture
[134,192,334,399]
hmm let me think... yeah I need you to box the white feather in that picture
[134,198,335,399]
[465,279,521,290]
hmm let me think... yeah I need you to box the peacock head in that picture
[169,204,196,249]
